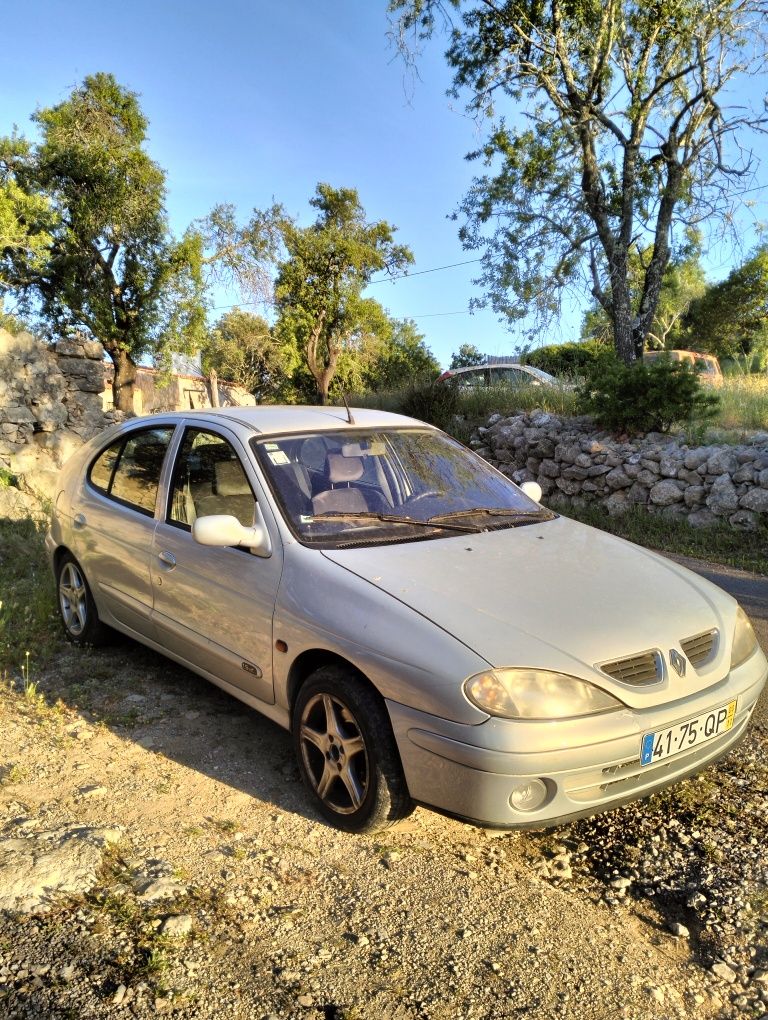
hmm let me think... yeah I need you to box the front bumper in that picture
[387,647,767,828]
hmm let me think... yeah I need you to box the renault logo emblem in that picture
[670,649,687,677]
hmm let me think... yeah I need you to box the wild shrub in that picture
[524,340,611,377]
[398,379,462,430]
[578,358,720,434]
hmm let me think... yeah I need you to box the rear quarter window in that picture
[88,427,175,516]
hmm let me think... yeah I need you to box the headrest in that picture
[215,459,252,496]
[328,453,364,484]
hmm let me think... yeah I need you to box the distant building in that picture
[102,365,256,414]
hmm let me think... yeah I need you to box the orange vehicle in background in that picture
[643,349,723,385]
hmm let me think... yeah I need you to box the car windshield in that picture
[252,428,554,548]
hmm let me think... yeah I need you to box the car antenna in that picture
[340,391,356,425]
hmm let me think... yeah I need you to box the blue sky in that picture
[1,1,766,368]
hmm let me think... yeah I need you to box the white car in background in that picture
[437,363,559,387]
[47,406,767,832]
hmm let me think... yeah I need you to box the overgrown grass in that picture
[713,375,768,432]
[0,518,59,675]
[558,500,768,575]
[354,373,768,437]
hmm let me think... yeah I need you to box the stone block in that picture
[706,473,739,515]
[649,480,683,506]
[739,488,768,514]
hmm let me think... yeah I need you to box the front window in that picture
[167,429,256,530]
[253,428,554,548]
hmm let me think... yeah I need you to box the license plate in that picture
[641,700,737,766]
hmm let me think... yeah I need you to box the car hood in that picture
[321,517,736,709]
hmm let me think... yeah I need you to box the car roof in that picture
[443,363,553,378]
[143,405,431,436]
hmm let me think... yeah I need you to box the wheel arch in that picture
[286,649,378,719]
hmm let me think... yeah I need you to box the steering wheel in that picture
[406,490,443,503]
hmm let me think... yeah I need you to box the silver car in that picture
[46,406,767,833]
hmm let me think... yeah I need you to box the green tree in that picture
[201,308,300,401]
[449,342,485,369]
[684,248,768,366]
[273,184,413,403]
[391,1,768,365]
[1,73,205,411]
[0,135,53,288]
[581,251,706,350]
[366,318,440,388]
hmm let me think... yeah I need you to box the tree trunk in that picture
[209,369,220,407]
[111,348,138,413]
[610,263,636,366]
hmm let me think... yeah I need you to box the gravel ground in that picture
[0,636,766,1020]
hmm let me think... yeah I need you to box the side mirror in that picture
[192,507,272,558]
[520,480,543,504]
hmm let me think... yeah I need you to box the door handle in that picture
[73,513,86,529]
[158,551,176,569]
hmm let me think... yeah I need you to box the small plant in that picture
[399,379,462,430]
[578,358,720,433]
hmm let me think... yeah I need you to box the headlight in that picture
[464,668,624,720]
[731,607,758,669]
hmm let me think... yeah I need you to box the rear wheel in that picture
[57,554,110,646]
[293,666,413,833]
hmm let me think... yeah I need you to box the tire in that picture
[292,666,413,833]
[56,553,110,647]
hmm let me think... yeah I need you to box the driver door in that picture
[150,425,282,704]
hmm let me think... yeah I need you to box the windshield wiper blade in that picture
[427,507,554,524]
[309,511,482,533]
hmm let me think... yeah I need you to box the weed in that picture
[0,518,59,674]
[0,763,26,785]
[559,500,768,574]
[210,818,239,834]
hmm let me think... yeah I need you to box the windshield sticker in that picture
[268,451,290,465]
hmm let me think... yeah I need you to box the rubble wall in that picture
[0,330,115,503]
[472,410,768,531]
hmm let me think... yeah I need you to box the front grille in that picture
[599,650,662,686]
[681,629,718,668]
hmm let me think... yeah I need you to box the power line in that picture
[409,309,473,318]
[368,257,482,285]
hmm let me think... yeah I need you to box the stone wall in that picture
[0,329,257,510]
[471,410,768,531]
[0,329,115,502]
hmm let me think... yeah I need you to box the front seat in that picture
[312,455,369,515]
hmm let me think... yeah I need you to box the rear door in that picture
[150,423,282,704]
[73,424,176,639]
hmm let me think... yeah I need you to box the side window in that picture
[168,429,256,531]
[88,427,174,516]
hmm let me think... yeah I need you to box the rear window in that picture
[88,427,175,516]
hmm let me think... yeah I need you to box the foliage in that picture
[0,518,58,674]
[398,378,462,430]
[201,308,300,401]
[0,73,206,410]
[273,183,413,403]
[0,134,54,287]
[449,342,485,369]
[391,0,768,364]
[561,501,768,576]
[363,318,440,390]
[684,247,768,363]
[578,358,719,434]
[524,339,610,377]
[581,249,707,350]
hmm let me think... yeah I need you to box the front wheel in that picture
[292,666,413,833]
[56,554,110,646]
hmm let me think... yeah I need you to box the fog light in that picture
[509,779,548,812]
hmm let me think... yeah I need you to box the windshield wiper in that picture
[308,511,482,533]
[427,507,554,524]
